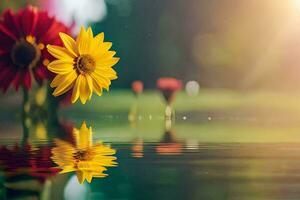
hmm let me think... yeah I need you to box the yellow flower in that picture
[51,122,117,184]
[47,26,119,104]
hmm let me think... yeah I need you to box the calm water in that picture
[1,116,300,200]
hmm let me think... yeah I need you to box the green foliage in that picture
[0,0,37,12]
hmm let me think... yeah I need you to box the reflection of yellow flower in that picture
[51,122,117,184]
[47,26,119,104]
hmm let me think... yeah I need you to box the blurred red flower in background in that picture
[0,6,71,92]
[157,77,182,104]
[132,80,143,95]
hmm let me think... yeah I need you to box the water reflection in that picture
[1,117,300,199]
[131,139,144,158]
[156,129,183,155]
[0,143,58,199]
[156,119,183,156]
[51,122,117,184]
[129,119,185,157]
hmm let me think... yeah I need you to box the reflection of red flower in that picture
[59,90,73,106]
[131,139,144,158]
[156,143,182,155]
[30,147,60,179]
[0,144,59,182]
[0,6,71,92]
[156,130,182,155]
[132,80,143,95]
[157,78,182,104]
[59,120,76,143]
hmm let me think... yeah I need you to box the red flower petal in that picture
[13,71,21,91]
[0,48,9,57]
[157,78,182,91]
[3,9,21,38]
[42,21,67,45]
[0,66,14,80]
[34,11,54,41]
[20,6,38,36]
[0,22,17,41]
[0,32,14,48]
[0,61,10,71]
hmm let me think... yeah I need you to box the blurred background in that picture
[2,0,300,141]
[3,0,300,90]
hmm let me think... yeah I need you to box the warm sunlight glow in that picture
[293,0,300,11]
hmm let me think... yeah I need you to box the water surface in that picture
[0,115,300,200]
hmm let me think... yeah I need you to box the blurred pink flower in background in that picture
[157,77,182,104]
[132,80,143,95]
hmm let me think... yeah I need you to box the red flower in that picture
[0,6,71,92]
[157,77,182,104]
[132,80,143,95]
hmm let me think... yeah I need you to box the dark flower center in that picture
[74,150,92,161]
[76,54,96,74]
[11,38,41,68]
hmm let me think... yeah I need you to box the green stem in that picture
[128,97,138,123]
[22,86,29,145]
[46,83,59,126]
[165,105,173,120]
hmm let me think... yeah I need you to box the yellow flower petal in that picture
[93,144,117,155]
[47,45,75,60]
[94,32,104,44]
[87,27,93,39]
[92,77,103,96]
[94,158,117,166]
[93,51,116,61]
[99,69,117,80]
[75,121,92,149]
[59,32,78,57]
[91,73,111,90]
[91,42,112,57]
[47,60,74,75]
[95,67,117,76]
[52,81,74,97]
[77,27,93,55]
[96,57,120,68]
[86,27,95,54]
[71,75,82,103]
[90,32,104,53]
[59,166,76,174]
[101,42,112,51]
[70,75,95,103]
[79,75,92,104]
[52,71,77,96]
[85,171,93,183]
[86,75,93,99]
[50,75,62,88]
[76,26,86,46]
[76,170,85,184]
[93,173,107,178]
